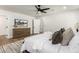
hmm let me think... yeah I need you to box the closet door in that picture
[34,19,41,34]
[0,16,7,35]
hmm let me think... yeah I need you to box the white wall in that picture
[0,9,34,38]
[75,11,79,23]
[0,9,78,39]
[0,16,7,35]
[42,11,77,33]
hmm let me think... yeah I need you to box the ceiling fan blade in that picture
[41,10,47,13]
[35,5,38,9]
[42,8,50,10]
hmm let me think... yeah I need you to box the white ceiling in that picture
[0,5,79,17]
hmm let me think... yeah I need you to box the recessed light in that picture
[63,6,67,9]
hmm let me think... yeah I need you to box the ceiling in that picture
[0,5,79,17]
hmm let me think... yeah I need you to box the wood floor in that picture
[0,39,24,53]
[0,35,24,46]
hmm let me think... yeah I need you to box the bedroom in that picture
[0,5,79,53]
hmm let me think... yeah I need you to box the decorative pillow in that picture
[52,31,60,44]
[61,28,74,46]
[52,28,65,44]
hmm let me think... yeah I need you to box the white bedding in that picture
[21,32,79,53]
[59,32,79,53]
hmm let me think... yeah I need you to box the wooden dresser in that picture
[13,28,30,39]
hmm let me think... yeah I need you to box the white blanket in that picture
[21,32,79,53]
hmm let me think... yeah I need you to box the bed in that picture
[21,30,79,53]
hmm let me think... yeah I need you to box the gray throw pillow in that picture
[61,28,74,46]
[52,28,65,44]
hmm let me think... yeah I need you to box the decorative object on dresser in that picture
[13,28,30,39]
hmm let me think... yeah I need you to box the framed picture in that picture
[14,19,28,28]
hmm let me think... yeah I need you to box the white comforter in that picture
[21,32,79,53]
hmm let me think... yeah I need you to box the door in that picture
[34,19,41,34]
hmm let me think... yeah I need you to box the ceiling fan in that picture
[35,5,50,14]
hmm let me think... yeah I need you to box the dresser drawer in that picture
[13,28,30,39]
